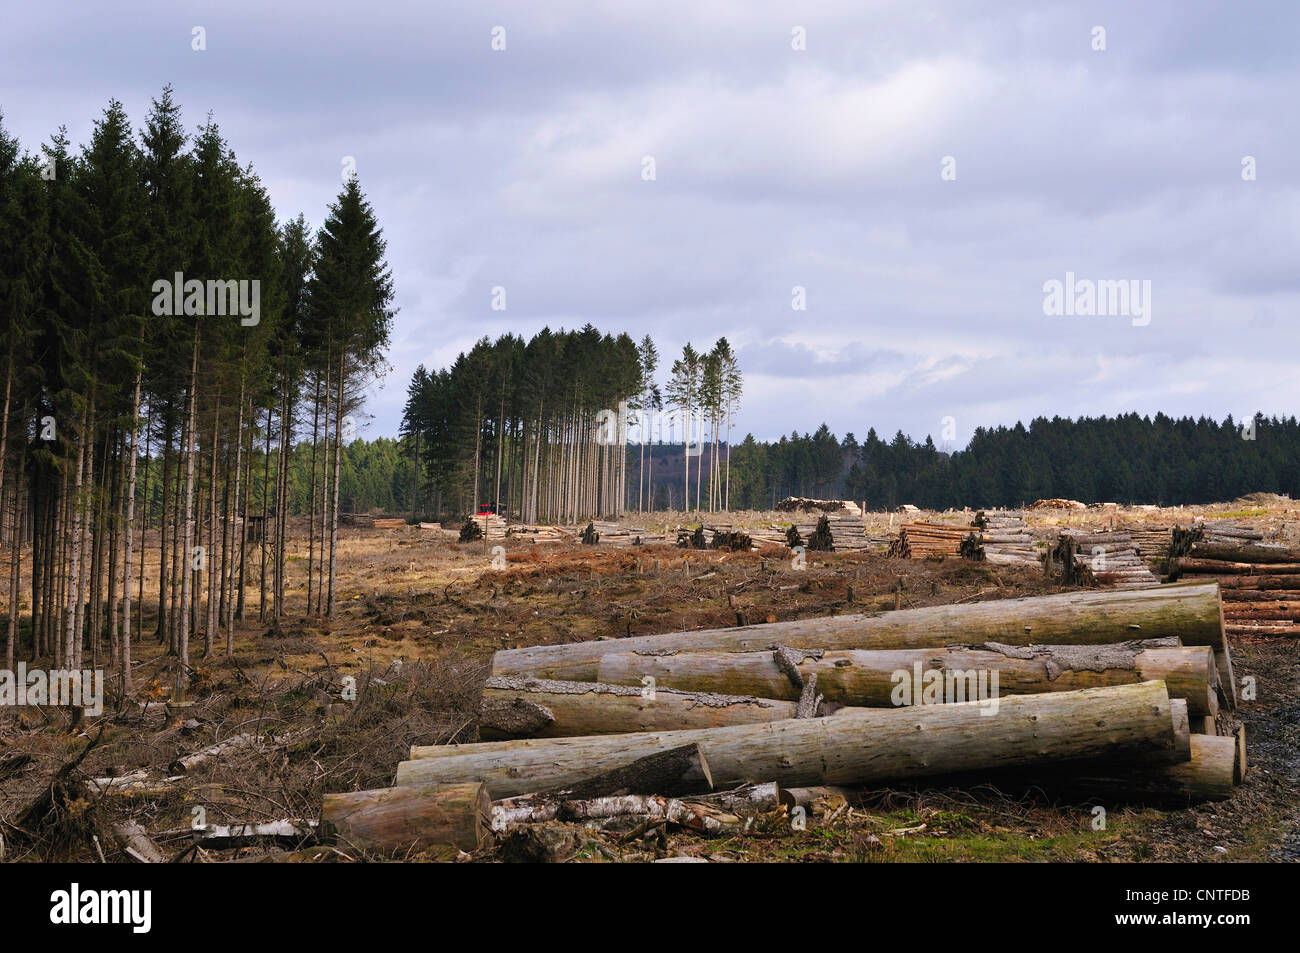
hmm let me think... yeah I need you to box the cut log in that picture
[490,782,777,830]
[87,774,188,797]
[1226,623,1300,637]
[321,782,490,858]
[490,583,1226,682]
[1189,543,1300,564]
[1176,558,1300,575]
[1216,575,1300,590]
[114,821,169,863]
[479,676,799,738]
[594,641,1218,716]
[780,786,865,810]
[689,781,781,814]
[1220,590,1300,602]
[396,681,1183,799]
[156,819,319,849]
[1221,607,1300,621]
[1234,724,1247,783]
[564,795,742,834]
[169,733,258,774]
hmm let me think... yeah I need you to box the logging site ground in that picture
[2,498,1298,864]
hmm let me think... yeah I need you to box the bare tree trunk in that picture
[327,350,344,617]
[63,403,89,667]
[6,411,25,671]
[236,417,253,621]
[177,333,200,694]
[225,388,246,654]
[259,404,272,620]
[204,398,221,657]
[0,342,12,537]
[276,382,294,617]
[317,361,331,615]
[121,371,141,690]
[136,416,150,644]
[306,374,321,618]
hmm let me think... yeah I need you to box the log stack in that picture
[469,512,508,540]
[323,584,1245,858]
[750,515,886,552]
[973,510,1040,567]
[1123,525,1174,572]
[506,524,571,544]
[1170,526,1300,637]
[887,521,970,558]
[1056,529,1161,589]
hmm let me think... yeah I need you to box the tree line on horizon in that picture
[728,412,1300,510]
[333,411,1300,517]
[0,89,394,691]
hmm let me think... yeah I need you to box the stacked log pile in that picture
[506,524,571,544]
[469,512,508,540]
[750,514,886,552]
[973,510,1040,567]
[1124,525,1173,572]
[1056,529,1161,589]
[565,521,671,547]
[322,583,1245,857]
[887,521,970,558]
[1170,524,1300,636]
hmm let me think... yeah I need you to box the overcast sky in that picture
[3,1,1297,447]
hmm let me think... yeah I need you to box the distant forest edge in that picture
[197,411,1299,520]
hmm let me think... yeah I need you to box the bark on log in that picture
[1176,558,1300,575]
[490,583,1226,683]
[559,743,712,798]
[87,774,188,797]
[780,785,866,809]
[170,733,259,773]
[321,782,490,858]
[1216,575,1300,590]
[396,681,1183,799]
[156,819,319,848]
[1189,543,1300,564]
[114,821,168,863]
[690,781,781,814]
[1226,623,1300,637]
[594,641,1218,716]
[1221,607,1300,621]
[479,675,799,738]
[1220,590,1300,602]
[490,782,777,830]
[565,795,742,834]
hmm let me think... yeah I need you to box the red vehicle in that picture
[477,503,503,516]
